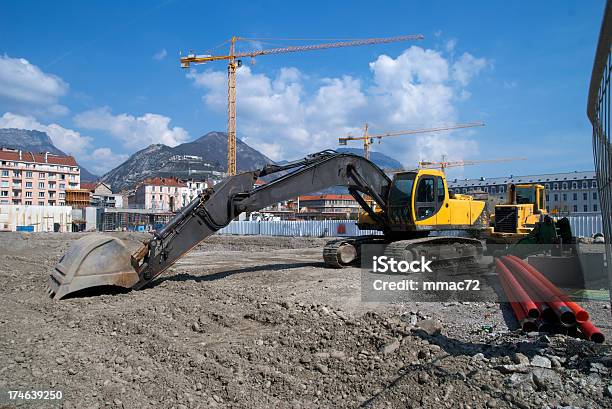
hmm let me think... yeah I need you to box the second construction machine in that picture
[49,150,489,300]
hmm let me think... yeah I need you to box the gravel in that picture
[0,232,610,408]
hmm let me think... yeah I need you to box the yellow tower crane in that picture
[419,157,527,171]
[180,34,424,175]
[339,122,485,160]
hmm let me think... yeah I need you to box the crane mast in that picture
[181,34,424,176]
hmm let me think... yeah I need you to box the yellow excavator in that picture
[50,151,489,299]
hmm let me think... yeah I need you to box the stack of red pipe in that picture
[495,255,604,343]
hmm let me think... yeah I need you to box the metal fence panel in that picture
[218,215,605,238]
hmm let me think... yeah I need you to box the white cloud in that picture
[0,55,69,116]
[451,52,489,86]
[153,48,168,61]
[83,148,129,175]
[74,107,189,149]
[188,45,489,166]
[0,112,125,174]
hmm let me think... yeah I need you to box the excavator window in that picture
[389,173,416,206]
[416,177,436,220]
[436,176,446,203]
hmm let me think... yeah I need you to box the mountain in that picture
[101,132,274,191]
[172,131,274,171]
[0,128,99,182]
[336,148,404,170]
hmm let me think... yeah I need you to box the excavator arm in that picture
[48,151,391,299]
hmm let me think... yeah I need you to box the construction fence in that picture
[217,214,605,238]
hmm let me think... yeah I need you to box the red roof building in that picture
[0,147,81,206]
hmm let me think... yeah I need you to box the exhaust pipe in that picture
[501,257,576,326]
[507,255,589,323]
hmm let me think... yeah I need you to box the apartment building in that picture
[133,177,189,211]
[448,171,601,214]
[0,148,80,206]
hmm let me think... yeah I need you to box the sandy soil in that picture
[0,233,610,408]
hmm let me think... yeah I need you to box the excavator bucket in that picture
[47,235,141,300]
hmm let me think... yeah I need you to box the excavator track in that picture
[323,235,386,268]
[383,236,484,270]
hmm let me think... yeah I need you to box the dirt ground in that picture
[1,233,611,408]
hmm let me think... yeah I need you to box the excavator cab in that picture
[359,168,487,232]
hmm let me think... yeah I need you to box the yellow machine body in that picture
[487,183,547,243]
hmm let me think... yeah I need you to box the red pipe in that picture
[498,272,537,332]
[507,255,589,323]
[495,259,539,319]
[501,257,576,326]
[579,321,605,343]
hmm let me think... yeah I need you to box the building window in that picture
[593,192,598,199]
[499,185,505,193]
[546,194,549,201]
[38,192,45,198]
[554,193,558,201]
[26,192,32,198]
[25,182,32,188]
[25,201,32,205]
[1,170,8,177]
[573,193,577,201]
[38,182,44,189]
[546,206,549,212]
[562,194,567,201]
[25,171,33,178]
[562,182,568,190]
[584,205,588,212]
[594,204,598,212]
[572,182,577,189]
[582,181,588,189]
[583,192,588,200]
[545,183,550,190]
[38,201,44,206]
[553,183,559,190]
[13,171,20,177]
[592,180,597,188]
[573,205,578,212]
[60,183,65,189]
[39,172,45,178]
[0,191,8,197]
[0,181,7,188]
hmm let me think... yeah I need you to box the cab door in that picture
[414,174,449,226]
[435,176,451,224]
[414,176,436,224]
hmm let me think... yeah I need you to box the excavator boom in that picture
[48,151,391,299]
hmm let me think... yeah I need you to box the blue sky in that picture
[0,0,605,178]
